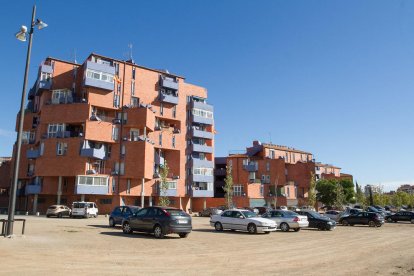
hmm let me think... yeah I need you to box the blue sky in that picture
[1,0,413,191]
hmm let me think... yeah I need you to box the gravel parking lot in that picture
[1,215,414,275]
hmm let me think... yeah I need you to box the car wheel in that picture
[368,220,376,227]
[387,217,393,223]
[179,233,189,238]
[214,222,223,231]
[280,223,290,232]
[109,218,115,227]
[325,224,332,231]
[247,223,257,234]
[57,213,63,218]
[294,228,300,232]
[264,231,271,234]
[342,220,349,226]
[46,215,51,218]
[198,212,202,217]
[318,224,324,231]
[122,222,132,234]
[153,225,164,239]
[94,213,98,218]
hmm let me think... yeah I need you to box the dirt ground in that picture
[1,215,413,275]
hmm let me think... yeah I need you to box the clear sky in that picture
[1,0,413,191]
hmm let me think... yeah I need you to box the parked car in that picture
[353,205,363,209]
[262,210,308,232]
[339,212,384,227]
[243,207,259,214]
[256,207,273,215]
[71,201,98,218]
[46,205,71,218]
[199,207,223,217]
[300,206,316,211]
[296,210,336,230]
[276,206,288,211]
[210,209,277,234]
[323,210,342,222]
[366,206,387,218]
[122,206,192,238]
[109,205,141,227]
[385,211,414,223]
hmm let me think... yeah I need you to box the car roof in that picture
[223,209,251,212]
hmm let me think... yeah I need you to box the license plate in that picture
[178,220,187,224]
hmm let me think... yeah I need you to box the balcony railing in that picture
[155,152,165,165]
[80,147,107,160]
[191,100,214,112]
[191,188,214,198]
[192,114,213,125]
[156,183,177,196]
[191,143,213,154]
[25,184,41,195]
[159,91,179,105]
[191,128,214,140]
[190,158,214,168]
[160,76,179,90]
[83,60,115,91]
[75,184,108,195]
[191,174,214,183]
[26,149,41,159]
[214,168,227,176]
[243,164,258,172]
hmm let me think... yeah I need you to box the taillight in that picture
[293,217,300,222]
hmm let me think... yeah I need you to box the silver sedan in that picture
[262,210,309,232]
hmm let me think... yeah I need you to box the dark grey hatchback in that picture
[122,206,192,238]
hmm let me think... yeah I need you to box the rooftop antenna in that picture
[72,48,77,64]
[128,43,134,63]
[269,132,272,144]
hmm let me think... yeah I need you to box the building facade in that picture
[11,53,214,214]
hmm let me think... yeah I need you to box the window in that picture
[112,178,116,193]
[192,108,213,119]
[52,89,72,104]
[285,152,289,162]
[233,185,243,196]
[266,162,270,172]
[114,63,119,76]
[127,179,131,194]
[132,67,136,80]
[172,106,176,118]
[113,94,120,108]
[41,72,52,81]
[192,168,213,176]
[193,182,210,191]
[22,131,35,144]
[172,135,175,148]
[131,97,139,107]
[130,129,139,141]
[249,172,255,181]
[48,123,65,138]
[77,176,109,186]
[112,126,119,141]
[86,69,114,83]
[100,198,112,205]
[260,184,264,196]
[131,80,135,95]
[56,142,68,156]
[159,133,162,146]
[166,181,177,189]
[160,103,163,115]
[269,150,275,159]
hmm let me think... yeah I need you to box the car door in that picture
[270,211,283,226]
[301,212,316,228]
[112,207,123,224]
[220,211,233,229]
[123,207,133,221]
[129,208,149,231]
[351,213,364,224]
[142,207,157,232]
[233,211,246,230]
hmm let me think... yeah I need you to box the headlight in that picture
[327,222,332,225]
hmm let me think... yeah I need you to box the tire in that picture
[280,223,290,232]
[294,228,300,232]
[57,213,63,218]
[179,233,189,238]
[318,224,324,231]
[198,212,202,217]
[368,220,376,227]
[46,215,51,218]
[325,224,332,231]
[342,220,349,226]
[122,222,132,234]
[214,222,223,231]
[109,218,115,227]
[94,213,98,218]
[264,231,270,234]
[247,223,257,234]
[153,225,164,239]
[387,217,393,223]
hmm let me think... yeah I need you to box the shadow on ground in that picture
[99,231,180,239]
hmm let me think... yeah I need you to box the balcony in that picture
[125,107,155,132]
[75,184,108,195]
[191,188,214,198]
[191,128,214,140]
[192,114,213,125]
[83,60,115,91]
[214,168,227,176]
[26,149,41,159]
[191,174,214,183]
[160,76,179,90]
[25,184,41,195]
[80,147,106,160]
[35,79,52,93]
[191,158,214,168]
[40,60,54,74]
[243,164,258,172]
[159,91,179,105]
[191,101,214,112]
[156,183,177,197]
[191,143,213,154]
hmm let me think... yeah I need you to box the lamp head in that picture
[36,19,48,30]
[15,25,28,42]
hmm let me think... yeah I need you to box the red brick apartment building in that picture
[0,157,12,210]
[214,141,352,208]
[10,54,214,214]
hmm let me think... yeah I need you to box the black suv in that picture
[122,206,192,238]
[296,210,336,230]
[385,211,414,223]
[339,211,384,227]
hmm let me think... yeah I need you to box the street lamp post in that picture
[6,5,47,236]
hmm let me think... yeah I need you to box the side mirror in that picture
[239,215,244,219]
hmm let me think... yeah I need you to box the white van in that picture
[71,202,99,218]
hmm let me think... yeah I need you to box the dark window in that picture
[222,211,232,217]
[113,207,122,214]
[147,208,156,217]
[100,198,112,205]
[136,208,149,217]
[124,208,132,216]
[231,211,242,218]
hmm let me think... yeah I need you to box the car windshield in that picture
[165,209,187,216]
[283,211,298,216]
[241,211,257,218]
[73,203,85,208]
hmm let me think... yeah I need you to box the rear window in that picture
[73,203,86,208]
[165,209,187,216]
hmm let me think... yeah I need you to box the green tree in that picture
[339,179,355,203]
[158,161,170,207]
[334,182,346,209]
[223,165,234,209]
[355,183,367,208]
[316,179,337,206]
[307,172,317,208]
